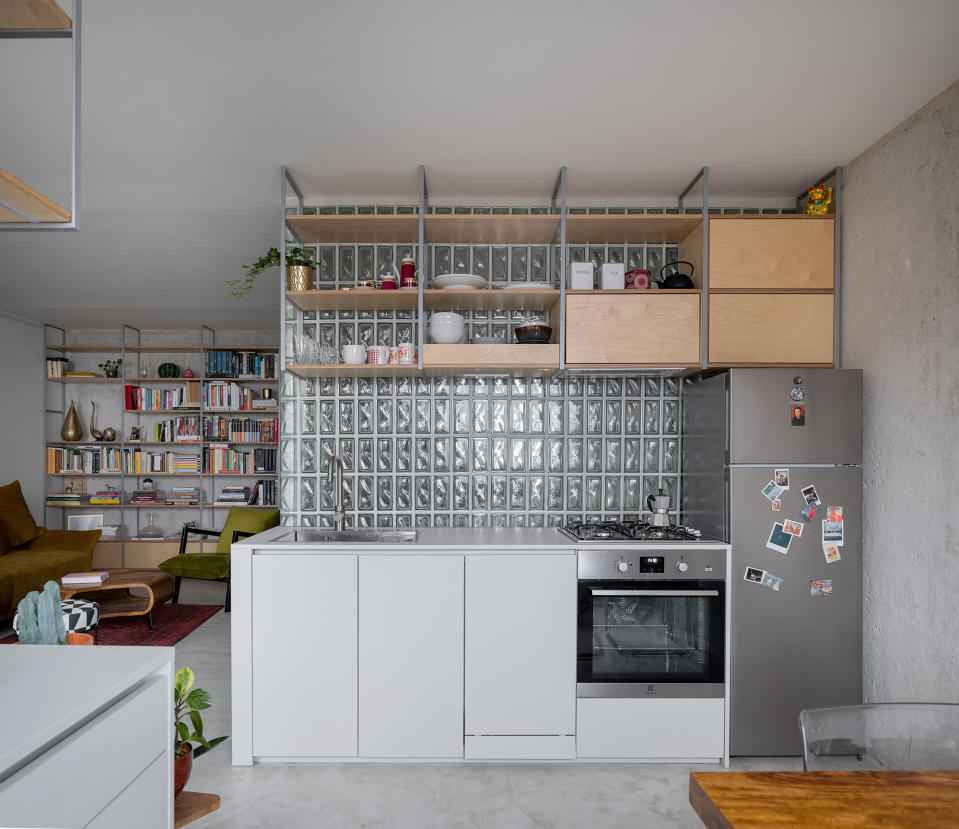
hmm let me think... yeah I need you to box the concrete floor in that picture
[168,580,801,829]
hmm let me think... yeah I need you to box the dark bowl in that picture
[514,324,552,344]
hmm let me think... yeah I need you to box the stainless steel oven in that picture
[577,547,727,699]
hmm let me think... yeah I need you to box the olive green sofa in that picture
[0,480,101,620]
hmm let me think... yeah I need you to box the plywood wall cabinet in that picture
[708,293,834,366]
[565,292,701,367]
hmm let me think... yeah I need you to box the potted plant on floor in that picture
[174,667,228,796]
[228,246,319,297]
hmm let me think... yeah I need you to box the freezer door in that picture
[729,369,862,465]
[728,465,862,756]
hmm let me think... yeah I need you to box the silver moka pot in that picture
[646,488,671,527]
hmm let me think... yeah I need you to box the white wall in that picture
[0,313,44,519]
[842,79,959,703]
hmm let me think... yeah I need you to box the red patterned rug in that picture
[1,604,221,646]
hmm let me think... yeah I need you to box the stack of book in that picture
[100,525,125,540]
[89,490,121,505]
[129,489,159,504]
[203,381,255,411]
[251,398,276,410]
[62,572,109,585]
[166,486,200,506]
[170,454,201,473]
[45,492,92,507]
[45,357,70,378]
[216,485,250,505]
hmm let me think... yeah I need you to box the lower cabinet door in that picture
[465,554,576,741]
[252,554,358,757]
[359,555,464,758]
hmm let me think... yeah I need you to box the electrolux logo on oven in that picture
[646,685,656,696]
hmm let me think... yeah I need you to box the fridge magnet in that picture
[766,522,793,554]
[823,543,842,563]
[744,567,764,583]
[822,519,844,546]
[801,484,821,505]
[827,505,843,522]
[791,405,806,426]
[761,572,784,592]
[761,480,784,502]
[774,468,790,489]
[771,498,782,512]
[800,502,820,522]
[783,519,804,537]
[810,579,833,597]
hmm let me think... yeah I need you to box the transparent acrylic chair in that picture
[799,703,959,771]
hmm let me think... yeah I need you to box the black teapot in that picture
[659,261,695,289]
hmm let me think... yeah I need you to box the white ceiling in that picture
[1,0,958,329]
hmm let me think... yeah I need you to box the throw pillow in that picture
[215,507,281,554]
[0,480,41,550]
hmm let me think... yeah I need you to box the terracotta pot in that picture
[174,742,193,797]
[66,632,94,645]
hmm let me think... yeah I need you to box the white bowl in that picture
[429,312,466,344]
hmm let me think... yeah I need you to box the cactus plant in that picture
[16,581,67,644]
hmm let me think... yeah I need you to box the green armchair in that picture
[158,507,279,612]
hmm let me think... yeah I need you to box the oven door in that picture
[577,579,725,698]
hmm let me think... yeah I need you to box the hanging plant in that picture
[228,247,319,298]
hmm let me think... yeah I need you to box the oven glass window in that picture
[578,580,724,684]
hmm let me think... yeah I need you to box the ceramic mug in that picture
[625,269,652,290]
[342,344,367,365]
[397,343,415,364]
[367,346,389,365]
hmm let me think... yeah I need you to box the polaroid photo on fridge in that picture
[823,543,842,563]
[782,519,804,537]
[827,505,844,522]
[761,572,784,592]
[766,522,792,554]
[771,499,782,512]
[802,484,821,505]
[744,567,765,583]
[822,520,844,546]
[800,502,820,522]
[774,468,789,489]
[762,480,784,502]
[810,579,833,597]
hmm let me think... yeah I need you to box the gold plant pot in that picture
[286,265,315,292]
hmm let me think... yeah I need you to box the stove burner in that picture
[561,520,703,543]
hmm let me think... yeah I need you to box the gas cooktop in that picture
[560,520,703,543]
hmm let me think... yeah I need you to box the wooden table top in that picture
[60,568,172,593]
[690,769,959,828]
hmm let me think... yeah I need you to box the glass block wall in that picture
[281,204,687,528]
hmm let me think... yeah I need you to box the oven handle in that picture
[590,589,720,597]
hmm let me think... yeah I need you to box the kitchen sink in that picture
[273,529,419,544]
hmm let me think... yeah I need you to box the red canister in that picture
[400,256,417,288]
[625,269,651,290]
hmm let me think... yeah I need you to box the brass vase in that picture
[286,265,314,292]
[60,400,82,441]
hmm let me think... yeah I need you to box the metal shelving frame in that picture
[0,0,82,230]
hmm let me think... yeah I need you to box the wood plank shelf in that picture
[0,0,72,30]
[286,214,419,243]
[0,167,71,223]
[564,214,701,244]
[286,363,420,379]
[286,289,419,312]
[424,288,560,312]
[424,214,559,244]
[422,344,559,377]
[46,376,122,384]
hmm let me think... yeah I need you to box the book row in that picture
[206,350,277,380]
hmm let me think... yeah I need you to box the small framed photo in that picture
[128,425,143,442]
[68,514,103,532]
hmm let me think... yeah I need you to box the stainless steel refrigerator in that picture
[682,368,862,755]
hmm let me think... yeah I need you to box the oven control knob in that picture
[676,561,689,573]
[617,561,629,573]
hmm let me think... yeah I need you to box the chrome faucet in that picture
[326,454,345,530]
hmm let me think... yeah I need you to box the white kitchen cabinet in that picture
[252,554,358,757]
[358,554,464,758]
[465,553,576,758]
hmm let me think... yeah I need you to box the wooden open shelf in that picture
[0,167,70,223]
[0,0,71,30]
[286,289,419,312]
[286,214,419,243]
[425,288,560,312]
[424,214,559,244]
[422,344,559,377]
[47,376,121,384]
[286,363,420,379]
[564,214,701,244]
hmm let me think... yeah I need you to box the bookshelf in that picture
[43,326,280,566]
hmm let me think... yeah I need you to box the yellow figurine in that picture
[806,184,833,215]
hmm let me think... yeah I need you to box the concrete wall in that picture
[842,79,959,703]
[0,313,44,519]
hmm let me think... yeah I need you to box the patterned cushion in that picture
[13,598,100,635]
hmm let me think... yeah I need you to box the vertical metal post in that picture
[42,323,66,529]
[417,165,428,373]
[833,166,842,368]
[555,167,567,371]
[70,0,81,226]
[701,166,709,371]
[201,324,215,526]
[120,323,141,567]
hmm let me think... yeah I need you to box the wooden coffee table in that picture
[59,568,175,630]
